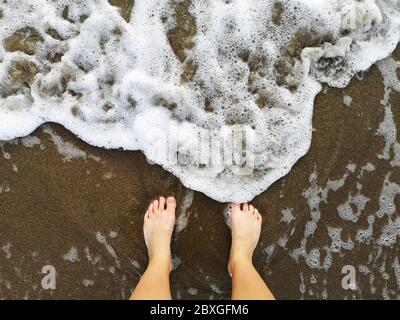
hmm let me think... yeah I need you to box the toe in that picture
[166,197,177,213]
[232,203,241,213]
[242,203,249,212]
[159,197,166,211]
[249,205,255,214]
[154,199,160,211]
[148,203,155,217]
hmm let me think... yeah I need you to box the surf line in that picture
[150,304,184,318]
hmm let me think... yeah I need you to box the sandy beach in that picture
[0,1,399,299]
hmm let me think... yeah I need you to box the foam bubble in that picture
[0,0,399,202]
[63,246,79,262]
[377,58,400,167]
[176,190,194,233]
[343,95,353,107]
[2,242,12,259]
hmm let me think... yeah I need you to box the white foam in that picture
[337,192,370,223]
[0,184,10,193]
[281,208,295,224]
[356,214,375,242]
[375,173,400,219]
[290,165,354,269]
[343,95,353,107]
[82,279,95,287]
[176,190,194,233]
[188,288,198,296]
[377,58,400,167]
[393,257,400,289]
[84,246,102,266]
[20,136,41,148]
[63,246,79,262]
[96,231,120,268]
[42,125,102,162]
[0,0,399,202]
[2,242,12,259]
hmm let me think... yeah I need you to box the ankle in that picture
[228,252,254,272]
[148,253,172,272]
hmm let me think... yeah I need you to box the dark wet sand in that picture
[0,0,399,299]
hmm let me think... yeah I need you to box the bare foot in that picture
[143,196,176,270]
[228,203,262,274]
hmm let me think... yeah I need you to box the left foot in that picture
[143,197,177,270]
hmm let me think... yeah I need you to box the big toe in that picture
[232,203,241,214]
[166,197,177,213]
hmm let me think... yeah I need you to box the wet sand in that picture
[0,1,399,299]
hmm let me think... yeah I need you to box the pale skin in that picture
[130,196,275,300]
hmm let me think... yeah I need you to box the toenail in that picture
[167,197,175,203]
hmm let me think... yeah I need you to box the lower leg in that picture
[130,197,177,300]
[230,257,275,300]
[228,203,275,300]
[130,257,172,300]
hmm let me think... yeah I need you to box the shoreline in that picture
[0,46,398,299]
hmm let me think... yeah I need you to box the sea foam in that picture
[0,0,399,202]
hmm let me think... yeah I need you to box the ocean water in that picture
[0,0,399,202]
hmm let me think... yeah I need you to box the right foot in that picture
[228,203,262,274]
[143,196,177,270]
